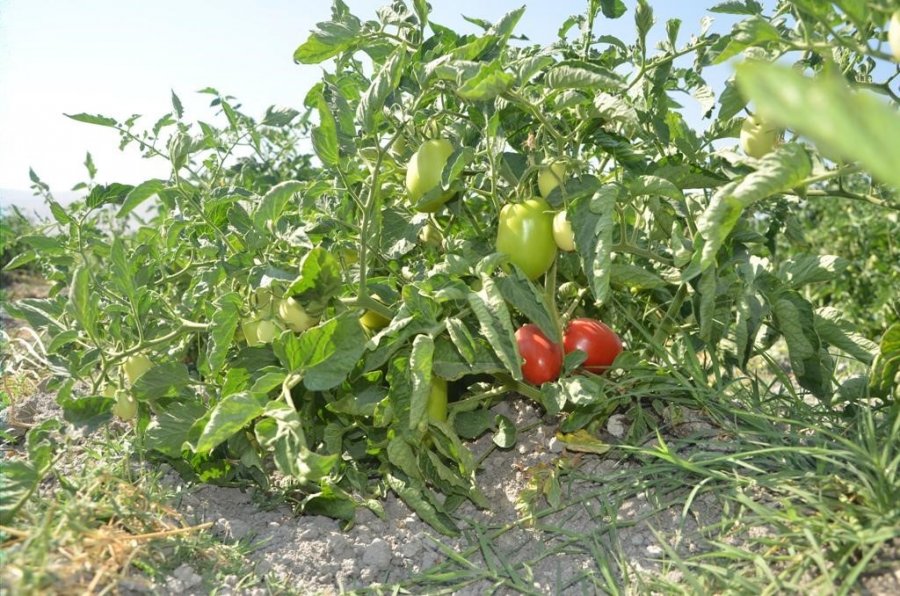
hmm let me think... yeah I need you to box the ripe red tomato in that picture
[515,324,563,385]
[563,318,622,373]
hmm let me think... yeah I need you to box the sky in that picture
[0,0,739,200]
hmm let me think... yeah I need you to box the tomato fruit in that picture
[406,139,455,212]
[553,210,575,252]
[563,318,622,373]
[496,198,557,280]
[277,297,316,332]
[360,309,391,331]
[740,115,780,158]
[123,354,153,384]
[516,324,563,385]
[419,221,443,248]
[255,319,280,343]
[427,377,448,422]
[538,161,566,198]
[890,11,900,62]
[112,389,138,421]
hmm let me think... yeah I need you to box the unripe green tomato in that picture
[553,210,575,252]
[538,161,567,198]
[111,389,138,421]
[101,383,117,398]
[419,221,443,247]
[277,297,316,333]
[255,319,280,344]
[427,377,448,422]
[406,139,455,212]
[360,309,391,331]
[496,198,557,280]
[740,115,780,158]
[123,354,153,384]
[241,319,263,347]
[389,135,408,159]
[890,11,900,62]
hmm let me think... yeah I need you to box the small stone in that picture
[362,538,392,570]
[548,437,565,453]
[607,414,627,438]
[171,563,202,589]
[227,519,251,540]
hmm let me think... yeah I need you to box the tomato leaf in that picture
[467,277,523,380]
[494,271,561,344]
[205,293,242,376]
[572,185,618,305]
[408,334,435,432]
[253,180,304,230]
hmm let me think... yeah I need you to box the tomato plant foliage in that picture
[6,0,898,532]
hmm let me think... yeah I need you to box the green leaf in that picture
[286,247,342,317]
[492,414,516,448]
[455,61,514,101]
[736,62,900,189]
[713,17,782,64]
[254,180,304,229]
[293,19,361,64]
[432,336,504,381]
[278,313,366,391]
[109,237,135,301]
[698,143,811,269]
[3,250,37,271]
[385,474,459,536]
[408,335,435,432]
[118,179,165,218]
[145,401,206,457]
[86,182,134,209]
[595,0,626,19]
[869,323,900,398]
[68,266,97,338]
[196,392,268,454]
[779,255,847,288]
[709,1,764,15]
[467,277,523,380]
[357,50,405,131]
[546,62,623,91]
[0,460,41,524]
[454,409,495,439]
[65,112,118,127]
[814,308,875,365]
[494,271,560,344]
[132,362,191,402]
[572,185,618,304]
[610,264,667,290]
[311,92,339,167]
[628,175,684,201]
[635,0,654,48]
[698,267,718,342]
[772,291,831,398]
[206,293,242,376]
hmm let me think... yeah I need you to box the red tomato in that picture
[563,318,622,373]
[515,324,563,385]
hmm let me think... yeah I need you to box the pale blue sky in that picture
[0,1,740,194]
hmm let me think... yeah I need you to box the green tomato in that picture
[419,221,443,247]
[496,198,557,280]
[255,319,280,344]
[111,389,138,421]
[241,319,263,346]
[538,161,566,198]
[553,210,575,252]
[890,11,900,62]
[427,377,448,423]
[277,297,316,333]
[123,354,153,384]
[406,139,455,212]
[360,309,391,331]
[101,383,117,398]
[740,115,780,158]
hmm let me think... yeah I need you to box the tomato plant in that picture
[8,0,897,536]
[496,198,557,280]
[563,318,623,373]
[516,324,563,385]
[427,377,448,422]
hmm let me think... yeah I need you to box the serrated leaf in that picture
[408,335,435,432]
[65,113,118,127]
[467,278,523,379]
[357,50,405,132]
[494,272,560,344]
[572,186,617,304]
[455,61,515,101]
[311,92,339,167]
[132,362,191,401]
[546,63,623,91]
[206,293,242,375]
[118,179,165,218]
[556,430,611,455]
[69,266,96,337]
[385,474,459,536]
[196,392,267,454]
[254,180,303,229]
[293,19,361,64]
[145,401,206,457]
[286,247,342,317]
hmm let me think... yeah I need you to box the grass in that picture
[0,420,290,595]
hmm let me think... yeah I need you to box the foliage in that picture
[4,0,898,535]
